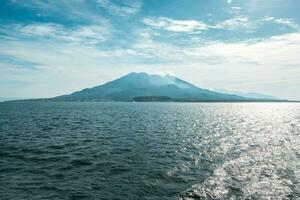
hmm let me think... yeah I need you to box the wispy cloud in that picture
[143,17,209,33]
[190,33,300,66]
[144,16,251,33]
[231,7,241,10]
[20,23,62,36]
[96,0,142,16]
[144,15,300,34]
[274,19,300,31]
[3,23,111,46]
[262,16,300,31]
[0,54,39,70]
[213,16,249,30]
[8,0,106,23]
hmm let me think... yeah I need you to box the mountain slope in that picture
[54,72,245,101]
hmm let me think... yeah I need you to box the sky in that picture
[0,0,300,100]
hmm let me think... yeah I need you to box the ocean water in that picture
[0,102,299,200]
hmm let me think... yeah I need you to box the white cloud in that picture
[143,17,209,33]
[15,23,111,45]
[262,16,300,30]
[66,25,110,44]
[231,6,241,10]
[144,15,300,34]
[144,16,252,32]
[21,23,61,36]
[273,18,300,31]
[193,33,300,65]
[130,31,300,69]
[227,0,232,4]
[96,0,142,16]
[213,16,250,30]
[262,16,275,22]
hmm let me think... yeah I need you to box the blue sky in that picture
[0,0,300,100]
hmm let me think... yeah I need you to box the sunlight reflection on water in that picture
[0,102,299,199]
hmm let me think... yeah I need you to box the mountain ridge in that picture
[53,72,246,102]
[4,72,291,102]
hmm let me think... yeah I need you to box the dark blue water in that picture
[0,102,299,199]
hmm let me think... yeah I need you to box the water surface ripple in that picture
[0,102,299,199]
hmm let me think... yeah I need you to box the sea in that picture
[0,102,299,200]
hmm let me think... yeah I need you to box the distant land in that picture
[0,97,28,102]
[133,96,173,102]
[4,72,295,103]
[214,89,278,100]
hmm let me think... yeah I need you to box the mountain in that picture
[53,72,246,102]
[235,92,277,100]
[214,89,278,100]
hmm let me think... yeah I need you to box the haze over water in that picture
[0,102,299,199]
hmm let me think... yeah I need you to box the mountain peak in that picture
[126,72,175,79]
[118,72,192,89]
[127,72,149,76]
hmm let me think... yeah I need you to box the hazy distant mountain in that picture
[53,72,246,102]
[0,97,27,102]
[214,89,278,100]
